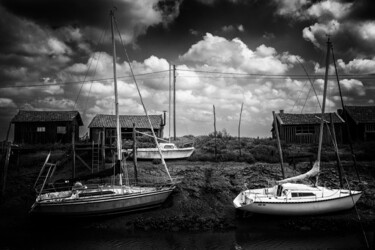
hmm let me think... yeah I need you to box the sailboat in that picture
[233,38,362,216]
[30,10,175,216]
[126,142,195,160]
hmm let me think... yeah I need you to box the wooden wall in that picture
[90,127,162,145]
[279,124,343,144]
[14,120,80,144]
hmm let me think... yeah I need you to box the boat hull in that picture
[233,190,362,216]
[31,187,174,217]
[132,148,195,160]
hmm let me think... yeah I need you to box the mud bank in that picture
[1,158,374,233]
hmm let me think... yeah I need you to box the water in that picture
[1,217,372,249]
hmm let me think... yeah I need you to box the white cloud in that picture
[339,79,366,96]
[306,0,352,20]
[302,20,340,48]
[238,24,244,32]
[337,58,375,74]
[179,33,297,75]
[0,98,17,108]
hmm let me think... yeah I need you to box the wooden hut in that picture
[88,114,165,145]
[11,110,83,144]
[272,110,345,144]
[339,105,375,142]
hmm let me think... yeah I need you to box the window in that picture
[57,126,66,134]
[37,127,45,132]
[365,124,375,133]
[291,192,316,197]
[296,125,315,135]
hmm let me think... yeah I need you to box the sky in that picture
[0,0,375,139]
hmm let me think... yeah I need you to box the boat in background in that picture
[30,9,175,216]
[233,38,362,216]
[126,142,194,160]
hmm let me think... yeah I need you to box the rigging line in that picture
[296,57,322,111]
[113,14,172,182]
[290,80,309,113]
[73,54,95,110]
[73,27,108,111]
[83,28,108,115]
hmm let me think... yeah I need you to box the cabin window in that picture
[164,145,174,149]
[291,192,316,197]
[37,127,45,132]
[296,125,314,135]
[365,124,375,132]
[276,185,283,196]
[57,126,66,134]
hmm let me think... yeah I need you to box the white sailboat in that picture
[126,142,195,160]
[30,10,175,216]
[233,38,362,216]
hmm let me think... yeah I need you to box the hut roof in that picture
[344,105,375,124]
[11,110,83,125]
[276,112,344,125]
[88,114,163,129]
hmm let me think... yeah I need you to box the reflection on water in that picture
[1,216,373,249]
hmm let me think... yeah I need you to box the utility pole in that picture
[169,63,171,142]
[173,64,176,140]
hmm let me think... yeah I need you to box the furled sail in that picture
[277,161,320,184]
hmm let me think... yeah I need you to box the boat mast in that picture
[110,9,123,185]
[316,37,331,185]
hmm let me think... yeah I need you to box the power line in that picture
[0,70,170,89]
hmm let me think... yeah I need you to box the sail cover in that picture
[277,161,320,184]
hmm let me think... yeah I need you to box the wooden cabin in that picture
[339,106,375,142]
[272,110,345,144]
[11,110,83,144]
[88,114,165,145]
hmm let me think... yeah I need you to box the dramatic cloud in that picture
[273,0,375,57]
[179,33,298,75]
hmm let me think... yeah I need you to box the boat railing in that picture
[35,176,178,195]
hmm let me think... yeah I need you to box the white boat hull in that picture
[129,147,195,160]
[31,187,174,216]
[233,184,362,216]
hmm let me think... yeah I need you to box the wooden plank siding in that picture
[11,110,83,145]
[272,111,344,144]
[14,121,80,144]
[279,125,343,144]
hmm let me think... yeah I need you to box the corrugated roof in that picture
[277,112,344,125]
[88,114,163,129]
[12,110,83,125]
[345,105,375,124]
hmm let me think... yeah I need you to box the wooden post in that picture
[1,143,11,199]
[238,103,243,157]
[213,105,217,161]
[330,114,344,188]
[72,125,76,178]
[133,123,138,185]
[273,111,285,179]
[101,128,105,169]
[173,64,177,140]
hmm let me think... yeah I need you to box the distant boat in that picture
[126,143,195,160]
[30,10,175,216]
[233,38,362,216]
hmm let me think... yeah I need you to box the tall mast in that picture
[277,37,331,185]
[315,37,331,184]
[110,10,123,185]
